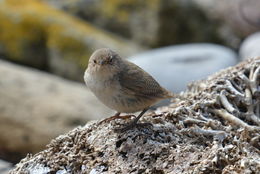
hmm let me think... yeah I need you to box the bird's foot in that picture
[98,114,135,125]
[114,122,153,132]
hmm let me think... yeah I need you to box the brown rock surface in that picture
[0,59,113,162]
[10,57,260,173]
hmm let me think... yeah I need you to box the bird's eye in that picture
[93,60,97,64]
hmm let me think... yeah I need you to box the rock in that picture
[42,0,225,48]
[239,32,260,60]
[194,0,260,48]
[0,159,12,174]
[0,0,142,81]
[129,43,238,93]
[9,57,260,174]
[0,59,113,162]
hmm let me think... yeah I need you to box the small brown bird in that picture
[84,48,173,131]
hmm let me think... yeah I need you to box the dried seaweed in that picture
[10,58,260,174]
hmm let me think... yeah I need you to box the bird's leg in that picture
[115,107,152,132]
[130,108,149,125]
[98,112,133,125]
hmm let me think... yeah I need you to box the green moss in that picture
[100,0,160,23]
[0,1,50,65]
[47,27,91,67]
[0,8,48,69]
[0,0,106,67]
[0,0,140,80]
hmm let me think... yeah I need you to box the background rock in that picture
[0,59,113,162]
[0,159,12,174]
[43,0,260,50]
[0,0,142,81]
[194,0,260,48]
[130,43,238,93]
[42,0,225,48]
[239,32,260,60]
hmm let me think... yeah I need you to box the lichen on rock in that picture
[10,57,260,173]
[0,0,142,81]
[42,0,225,48]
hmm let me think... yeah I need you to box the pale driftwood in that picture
[10,57,260,174]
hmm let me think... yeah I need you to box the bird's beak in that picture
[99,60,105,65]
[99,60,107,65]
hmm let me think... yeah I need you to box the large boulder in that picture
[130,43,238,93]
[0,0,142,81]
[0,59,113,162]
[42,0,225,48]
[239,32,260,60]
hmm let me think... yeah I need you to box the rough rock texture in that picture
[0,59,112,163]
[10,57,260,173]
[42,0,225,48]
[0,0,142,81]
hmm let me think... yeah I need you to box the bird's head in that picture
[87,48,122,75]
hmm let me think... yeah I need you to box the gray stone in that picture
[0,59,113,162]
[129,43,238,93]
[239,32,260,60]
[0,159,12,174]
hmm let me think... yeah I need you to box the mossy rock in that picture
[43,0,226,48]
[0,0,142,81]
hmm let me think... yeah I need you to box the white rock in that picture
[129,43,238,93]
[239,32,260,60]
[28,163,50,174]
[56,169,70,174]
[0,159,13,174]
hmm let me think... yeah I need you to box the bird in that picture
[84,48,174,131]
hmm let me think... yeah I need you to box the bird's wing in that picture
[118,61,172,99]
